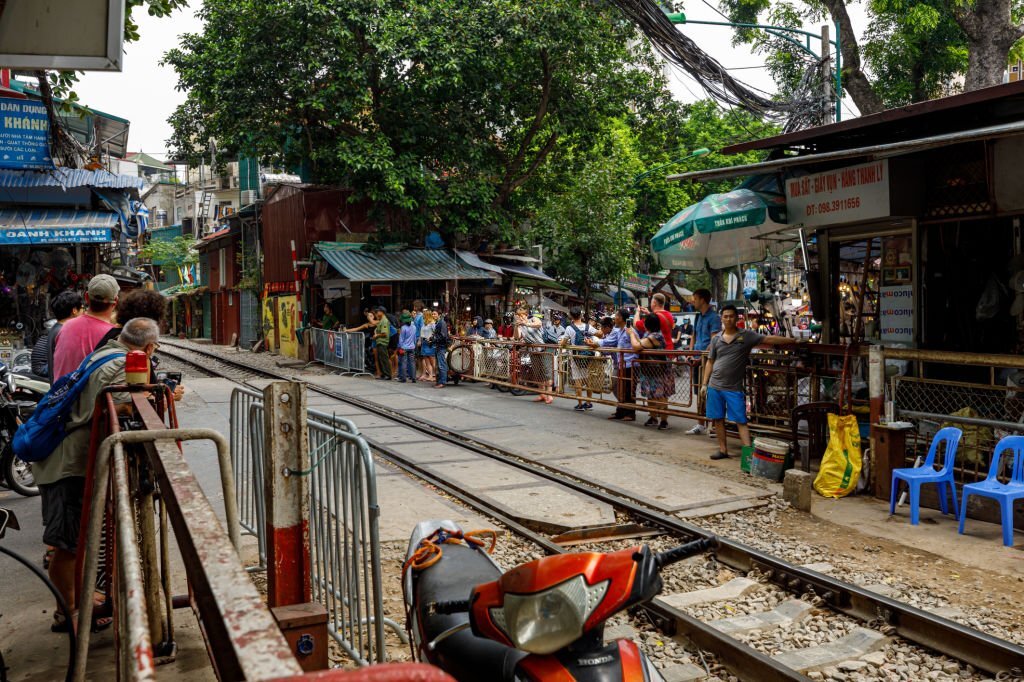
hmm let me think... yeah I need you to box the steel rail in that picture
[158,340,1024,675]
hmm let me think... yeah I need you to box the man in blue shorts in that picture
[702,305,797,460]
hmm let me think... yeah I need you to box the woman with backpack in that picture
[560,307,600,411]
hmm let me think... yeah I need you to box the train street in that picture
[9,2,1024,680]
[149,338,1024,681]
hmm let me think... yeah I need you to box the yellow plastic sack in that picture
[813,413,862,499]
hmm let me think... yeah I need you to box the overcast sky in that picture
[70,2,867,159]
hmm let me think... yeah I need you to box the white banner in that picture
[786,160,890,227]
[879,285,914,344]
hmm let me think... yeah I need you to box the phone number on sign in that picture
[805,196,860,216]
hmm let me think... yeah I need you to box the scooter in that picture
[0,362,41,496]
[402,520,717,681]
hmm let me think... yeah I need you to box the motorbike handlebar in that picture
[432,599,471,615]
[654,537,718,569]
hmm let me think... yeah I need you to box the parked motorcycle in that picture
[402,520,717,681]
[0,362,40,496]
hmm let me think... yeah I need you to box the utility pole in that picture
[821,25,834,125]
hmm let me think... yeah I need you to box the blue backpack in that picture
[13,351,125,463]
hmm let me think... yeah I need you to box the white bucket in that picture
[753,437,790,460]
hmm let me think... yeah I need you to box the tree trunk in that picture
[819,0,885,115]
[955,0,1024,91]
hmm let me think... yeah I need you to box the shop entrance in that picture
[920,218,1017,367]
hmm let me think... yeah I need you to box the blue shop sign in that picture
[0,98,53,169]
[0,227,112,245]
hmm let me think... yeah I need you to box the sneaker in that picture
[686,424,706,435]
[658,421,669,430]
[583,402,594,411]
[574,404,586,411]
[644,417,658,427]
[710,451,731,460]
[398,379,407,383]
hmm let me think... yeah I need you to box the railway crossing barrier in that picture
[230,384,403,664]
[309,327,373,377]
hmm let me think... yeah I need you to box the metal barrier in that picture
[881,346,1024,485]
[231,387,402,664]
[446,337,858,436]
[75,387,305,681]
[309,327,373,377]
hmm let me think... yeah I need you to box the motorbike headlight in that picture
[489,576,608,654]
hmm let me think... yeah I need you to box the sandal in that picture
[52,609,113,634]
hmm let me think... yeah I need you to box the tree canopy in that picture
[719,0,1024,114]
[165,0,690,244]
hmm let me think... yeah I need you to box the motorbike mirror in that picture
[654,537,718,569]
[5,372,15,395]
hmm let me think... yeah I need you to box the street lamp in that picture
[632,147,710,186]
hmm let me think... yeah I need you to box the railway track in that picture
[158,339,1024,680]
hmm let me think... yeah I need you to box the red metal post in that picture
[263,381,312,607]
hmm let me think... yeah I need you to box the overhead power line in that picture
[609,0,829,131]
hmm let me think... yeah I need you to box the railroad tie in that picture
[771,627,891,673]
[708,599,814,636]
[660,577,760,608]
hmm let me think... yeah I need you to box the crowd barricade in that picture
[450,336,854,432]
[308,327,373,377]
[230,388,402,664]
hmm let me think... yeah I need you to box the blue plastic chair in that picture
[889,427,963,525]
[958,435,1024,547]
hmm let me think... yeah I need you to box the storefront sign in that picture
[879,285,914,344]
[0,97,53,169]
[0,227,111,245]
[786,160,889,227]
[370,284,392,296]
[334,334,344,359]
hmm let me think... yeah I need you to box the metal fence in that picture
[75,388,304,681]
[448,336,845,433]
[885,348,1024,485]
[229,387,401,664]
[308,327,373,376]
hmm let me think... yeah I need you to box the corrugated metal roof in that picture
[456,250,504,274]
[315,243,494,282]
[0,167,144,190]
[496,262,555,282]
[0,208,117,229]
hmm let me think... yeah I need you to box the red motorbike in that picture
[402,520,717,681]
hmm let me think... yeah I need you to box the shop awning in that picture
[513,276,569,292]
[456,250,505,275]
[667,119,1024,184]
[496,262,555,282]
[541,295,569,313]
[315,243,495,282]
[0,208,118,245]
[607,285,636,305]
[0,167,144,190]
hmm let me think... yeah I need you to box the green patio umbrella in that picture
[651,188,789,272]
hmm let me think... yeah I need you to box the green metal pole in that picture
[834,21,843,121]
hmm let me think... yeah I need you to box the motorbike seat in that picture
[413,542,525,682]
